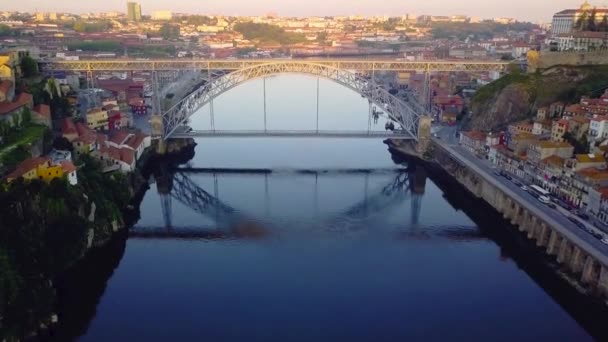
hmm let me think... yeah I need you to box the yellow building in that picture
[6,157,51,182]
[86,108,109,130]
[0,55,14,82]
[36,163,64,182]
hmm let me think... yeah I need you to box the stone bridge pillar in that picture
[536,223,550,247]
[503,198,513,221]
[547,231,561,256]
[416,116,432,155]
[569,246,585,274]
[150,114,166,154]
[557,239,572,265]
[512,204,522,226]
[527,218,539,240]
[582,256,600,286]
[599,266,608,298]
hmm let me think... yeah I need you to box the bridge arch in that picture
[161,61,424,140]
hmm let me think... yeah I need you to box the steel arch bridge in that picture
[161,61,424,141]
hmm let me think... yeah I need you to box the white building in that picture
[61,161,78,185]
[587,187,608,224]
[512,43,531,58]
[551,1,608,38]
[590,115,608,141]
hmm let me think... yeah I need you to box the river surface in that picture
[55,75,599,341]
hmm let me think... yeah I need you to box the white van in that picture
[538,196,551,204]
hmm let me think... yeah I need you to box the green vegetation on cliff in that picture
[0,155,131,339]
[466,65,608,132]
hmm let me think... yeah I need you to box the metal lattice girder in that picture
[42,58,510,73]
[161,61,424,141]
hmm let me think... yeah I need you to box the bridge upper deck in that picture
[41,58,510,73]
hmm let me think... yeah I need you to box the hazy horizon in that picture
[1,0,597,23]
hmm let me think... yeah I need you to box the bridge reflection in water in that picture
[130,164,485,242]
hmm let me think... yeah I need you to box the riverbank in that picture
[387,140,608,340]
[0,139,196,341]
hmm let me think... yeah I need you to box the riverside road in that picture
[435,138,608,265]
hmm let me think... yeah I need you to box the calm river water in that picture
[51,75,603,341]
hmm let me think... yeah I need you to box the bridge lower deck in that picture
[169,130,415,139]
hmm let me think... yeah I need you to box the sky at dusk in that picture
[2,0,597,22]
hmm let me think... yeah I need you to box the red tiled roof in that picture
[120,148,134,165]
[0,80,12,94]
[6,157,50,179]
[106,146,134,165]
[33,104,51,118]
[97,79,144,94]
[125,133,145,150]
[462,130,486,141]
[108,110,122,119]
[109,130,131,146]
[129,97,145,106]
[60,160,77,173]
[75,122,93,137]
[0,100,25,116]
[541,155,564,167]
[597,187,608,200]
[0,92,32,116]
[14,92,33,105]
[61,118,77,136]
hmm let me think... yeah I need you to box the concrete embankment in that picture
[387,139,608,303]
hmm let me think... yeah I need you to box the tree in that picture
[11,113,20,128]
[0,24,12,36]
[316,32,328,42]
[576,11,589,31]
[52,137,74,152]
[589,8,598,32]
[159,23,180,40]
[21,107,32,126]
[0,120,10,138]
[600,16,608,32]
[20,56,38,78]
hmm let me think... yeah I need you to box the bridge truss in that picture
[161,61,423,140]
[42,59,510,73]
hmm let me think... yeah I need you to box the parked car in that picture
[601,238,608,245]
[568,216,585,229]
[513,181,522,187]
[504,174,512,181]
[521,185,529,191]
[576,212,590,221]
[546,203,557,209]
[538,196,551,204]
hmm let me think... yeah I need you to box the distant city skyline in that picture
[1,0,601,22]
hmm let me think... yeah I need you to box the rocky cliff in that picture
[464,65,608,132]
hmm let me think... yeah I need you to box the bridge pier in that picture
[556,239,572,265]
[569,246,585,274]
[416,116,433,155]
[599,266,608,298]
[582,256,600,286]
[547,230,562,256]
[536,223,550,247]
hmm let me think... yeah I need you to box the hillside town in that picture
[6,1,608,341]
[0,2,606,188]
[460,92,608,215]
